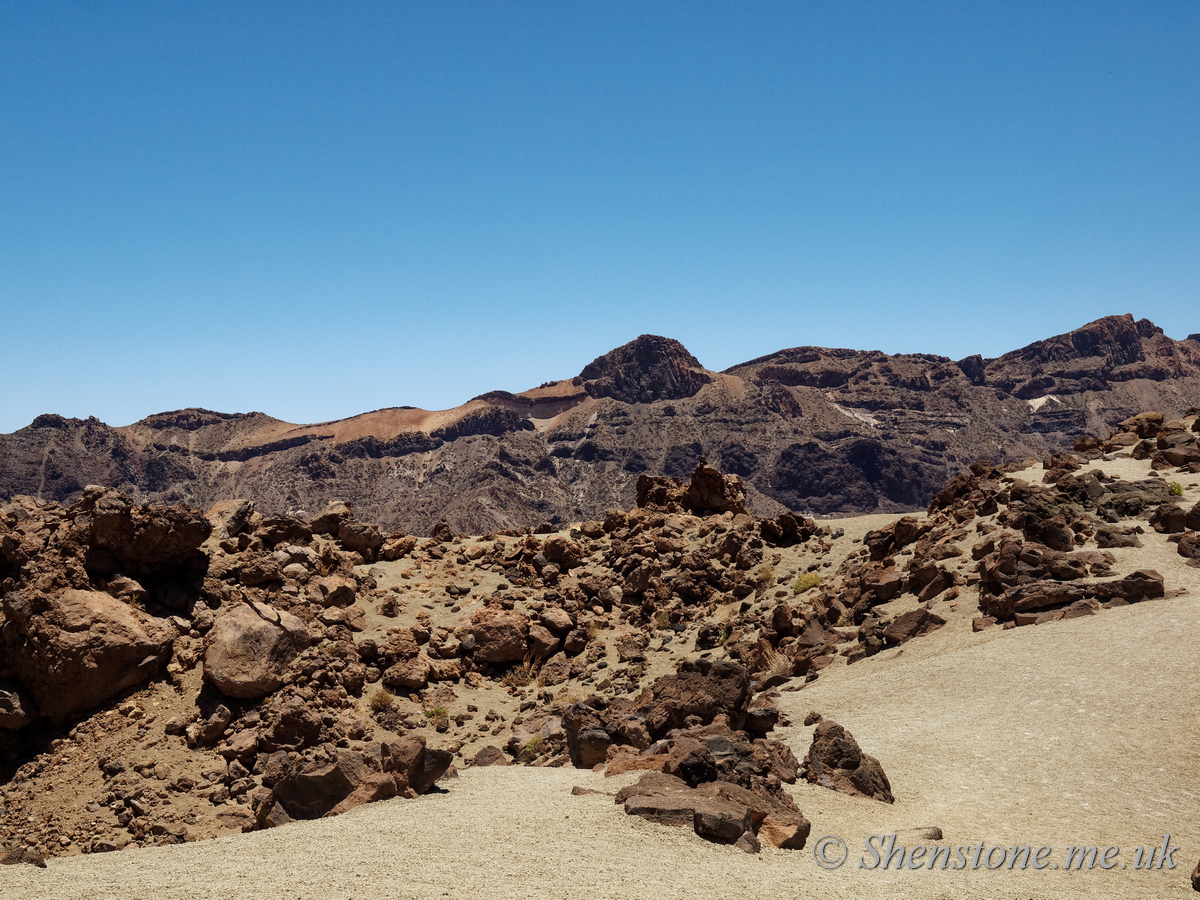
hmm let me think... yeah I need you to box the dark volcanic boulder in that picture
[637,658,752,736]
[1,588,175,721]
[1149,503,1187,534]
[804,720,894,803]
[468,609,529,663]
[562,659,754,769]
[682,464,748,516]
[617,772,753,845]
[637,462,748,516]
[610,721,811,852]
[882,608,946,646]
[1179,532,1200,563]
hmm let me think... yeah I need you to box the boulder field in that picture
[0,410,1197,868]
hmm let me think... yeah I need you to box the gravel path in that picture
[5,585,1199,899]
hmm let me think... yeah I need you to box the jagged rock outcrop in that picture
[579,334,712,404]
[803,719,894,803]
[255,736,453,827]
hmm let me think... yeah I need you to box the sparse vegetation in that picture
[794,573,822,594]
[760,647,792,681]
[423,706,448,719]
[519,734,545,760]
[1169,481,1184,496]
[504,653,541,689]
[754,563,775,593]
[369,689,396,712]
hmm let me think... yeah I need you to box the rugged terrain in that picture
[1,407,1198,892]
[2,313,1199,534]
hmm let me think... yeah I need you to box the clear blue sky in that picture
[2,1,1196,434]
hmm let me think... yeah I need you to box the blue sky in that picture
[2,1,1196,434]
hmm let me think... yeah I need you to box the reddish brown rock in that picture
[1118,411,1165,439]
[882,608,946,646]
[382,655,432,691]
[1150,503,1187,534]
[469,609,529,662]
[203,600,310,700]
[1179,532,1200,563]
[259,736,451,826]
[526,624,560,659]
[314,574,357,607]
[205,499,257,540]
[542,535,584,570]
[540,607,574,632]
[469,745,509,767]
[804,720,894,803]
[0,680,36,729]
[337,519,383,562]
[82,488,212,564]
[759,812,812,850]
[1,588,175,721]
[309,500,353,535]
[637,658,752,736]
[681,464,749,516]
[1095,525,1142,548]
[617,772,752,844]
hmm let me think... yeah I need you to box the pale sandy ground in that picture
[4,459,1199,899]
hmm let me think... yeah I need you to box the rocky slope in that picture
[1,409,1197,862]
[1,314,1197,535]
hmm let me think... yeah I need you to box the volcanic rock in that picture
[203,600,311,699]
[1,588,175,721]
[804,720,894,803]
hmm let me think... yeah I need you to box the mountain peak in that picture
[578,335,711,404]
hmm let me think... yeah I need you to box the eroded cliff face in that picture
[2,316,1198,533]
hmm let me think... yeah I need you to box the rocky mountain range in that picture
[2,313,1197,535]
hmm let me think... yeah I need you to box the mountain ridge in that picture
[2,314,1198,533]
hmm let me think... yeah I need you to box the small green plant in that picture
[369,690,395,712]
[836,614,853,627]
[423,706,448,719]
[793,573,822,594]
[519,734,545,760]
[1169,481,1184,497]
[653,610,670,629]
